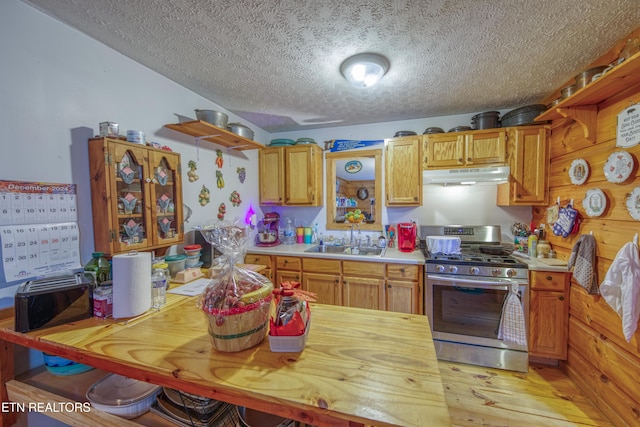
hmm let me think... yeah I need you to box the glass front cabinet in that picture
[88,137,183,255]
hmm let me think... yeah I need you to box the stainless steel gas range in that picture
[420,225,529,372]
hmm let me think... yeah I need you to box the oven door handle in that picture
[427,274,521,291]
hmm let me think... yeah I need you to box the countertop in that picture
[247,243,425,264]
[512,252,570,272]
[0,298,450,427]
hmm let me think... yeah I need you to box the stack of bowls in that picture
[164,254,186,278]
[295,137,316,145]
[183,244,202,268]
[268,138,295,147]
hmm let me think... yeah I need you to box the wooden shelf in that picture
[164,120,264,151]
[537,50,640,122]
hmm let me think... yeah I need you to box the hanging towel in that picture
[599,242,640,343]
[567,234,599,294]
[498,282,527,346]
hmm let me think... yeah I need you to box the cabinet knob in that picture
[546,276,553,281]
[458,158,463,163]
[152,179,158,184]
[145,178,151,183]
[559,296,565,301]
[387,284,392,288]
[467,157,472,162]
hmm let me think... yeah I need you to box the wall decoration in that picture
[582,188,607,217]
[626,187,640,220]
[187,160,199,182]
[216,170,225,189]
[229,191,242,207]
[217,202,226,220]
[344,160,362,174]
[215,150,224,168]
[237,167,246,183]
[568,158,589,185]
[198,185,210,206]
[603,150,634,183]
[616,103,640,148]
[357,187,369,200]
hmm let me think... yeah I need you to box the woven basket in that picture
[205,296,273,352]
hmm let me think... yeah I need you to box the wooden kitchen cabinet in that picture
[423,129,506,169]
[342,260,386,310]
[385,136,422,206]
[88,137,183,256]
[497,125,549,206]
[302,258,342,305]
[274,255,301,285]
[244,253,273,280]
[259,144,323,206]
[386,263,422,314]
[529,270,570,359]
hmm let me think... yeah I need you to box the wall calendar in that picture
[0,180,81,283]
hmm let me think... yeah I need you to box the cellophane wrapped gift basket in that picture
[268,281,316,352]
[196,220,273,352]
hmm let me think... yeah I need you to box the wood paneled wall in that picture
[532,29,640,426]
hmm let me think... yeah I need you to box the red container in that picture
[397,223,417,252]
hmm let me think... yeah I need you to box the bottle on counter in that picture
[537,240,551,258]
[527,234,538,258]
[84,252,111,285]
[151,268,167,309]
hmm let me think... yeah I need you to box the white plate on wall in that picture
[626,187,640,221]
[603,150,634,183]
[568,158,589,185]
[582,188,607,217]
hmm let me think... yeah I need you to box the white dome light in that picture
[340,53,390,88]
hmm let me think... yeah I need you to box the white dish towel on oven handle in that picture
[498,281,528,346]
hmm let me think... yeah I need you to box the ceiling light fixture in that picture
[340,53,390,88]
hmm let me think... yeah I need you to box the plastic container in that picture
[86,373,160,419]
[84,252,111,285]
[183,244,202,257]
[269,318,310,352]
[151,268,167,309]
[42,353,93,376]
[185,254,201,268]
[164,254,186,278]
[93,283,113,318]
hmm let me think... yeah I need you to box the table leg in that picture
[0,339,17,427]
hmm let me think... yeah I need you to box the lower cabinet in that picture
[247,253,424,315]
[244,253,273,280]
[529,270,570,359]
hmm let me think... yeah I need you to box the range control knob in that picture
[506,269,517,278]
[492,268,503,277]
[436,265,445,273]
[448,266,458,274]
[469,267,480,275]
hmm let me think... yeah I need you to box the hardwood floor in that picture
[439,361,614,426]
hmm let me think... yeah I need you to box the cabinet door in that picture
[259,148,284,205]
[425,133,465,168]
[465,130,506,165]
[529,290,568,359]
[342,276,385,310]
[385,137,422,206]
[109,142,153,254]
[285,145,322,206]
[498,126,548,206]
[276,270,301,286]
[302,272,342,306]
[148,150,183,247]
[386,280,419,314]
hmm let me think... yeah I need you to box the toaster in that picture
[14,272,94,333]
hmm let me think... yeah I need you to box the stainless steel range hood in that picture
[423,166,510,185]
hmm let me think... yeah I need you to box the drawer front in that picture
[302,258,341,274]
[244,254,272,269]
[342,260,385,277]
[386,263,420,281]
[276,256,302,271]
[530,271,569,292]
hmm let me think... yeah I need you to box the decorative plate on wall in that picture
[582,188,607,217]
[626,187,640,221]
[603,150,634,183]
[345,160,362,174]
[568,158,589,185]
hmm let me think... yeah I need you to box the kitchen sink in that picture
[304,245,386,257]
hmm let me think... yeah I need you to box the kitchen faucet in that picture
[349,223,360,246]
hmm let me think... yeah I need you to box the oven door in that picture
[426,274,528,351]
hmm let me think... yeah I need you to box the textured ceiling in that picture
[23,0,640,133]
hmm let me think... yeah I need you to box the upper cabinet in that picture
[88,138,184,256]
[497,125,549,206]
[259,144,323,206]
[386,136,422,206]
[423,129,506,169]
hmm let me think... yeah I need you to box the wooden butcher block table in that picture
[0,293,450,427]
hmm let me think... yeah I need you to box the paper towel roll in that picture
[112,251,151,319]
